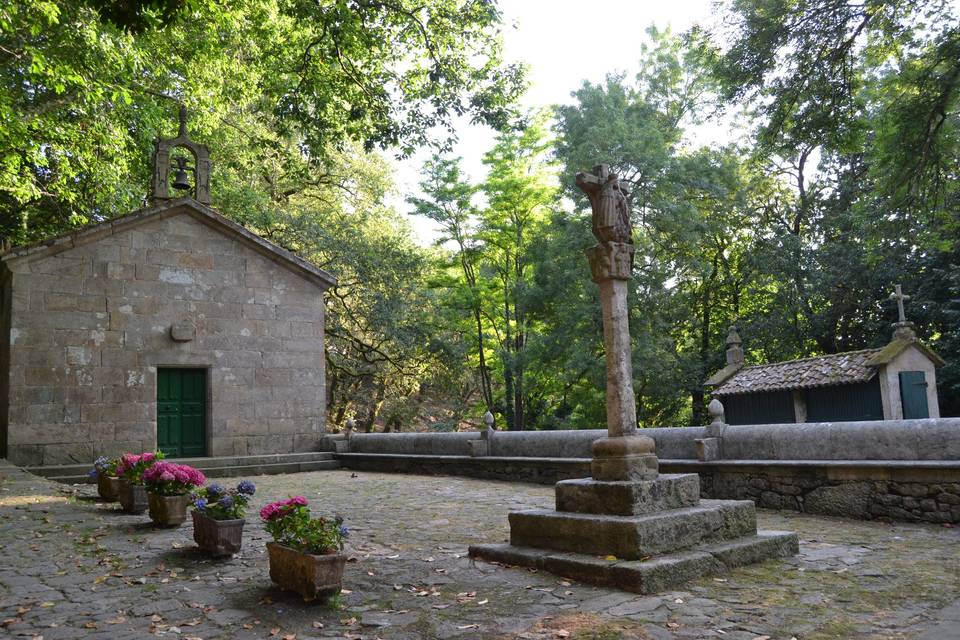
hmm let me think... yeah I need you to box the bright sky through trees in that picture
[398,0,715,242]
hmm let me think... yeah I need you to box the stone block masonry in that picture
[1,199,334,465]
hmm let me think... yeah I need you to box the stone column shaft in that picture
[598,277,638,437]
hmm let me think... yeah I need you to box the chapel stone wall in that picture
[3,207,327,465]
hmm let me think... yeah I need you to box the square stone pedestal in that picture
[469,471,797,594]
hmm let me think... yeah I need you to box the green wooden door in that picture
[899,371,930,419]
[157,368,206,457]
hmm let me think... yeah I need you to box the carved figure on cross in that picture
[890,284,911,324]
[575,164,633,245]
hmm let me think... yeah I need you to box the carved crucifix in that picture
[889,284,911,324]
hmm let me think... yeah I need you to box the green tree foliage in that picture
[0,0,524,245]
[703,0,960,415]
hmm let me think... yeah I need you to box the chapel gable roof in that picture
[709,337,945,397]
[710,348,885,396]
[0,197,336,289]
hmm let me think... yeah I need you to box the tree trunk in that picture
[360,377,386,433]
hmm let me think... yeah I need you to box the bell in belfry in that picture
[171,156,193,192]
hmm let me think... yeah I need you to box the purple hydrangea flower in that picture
[237,480,256,496]
[206,483,224,498]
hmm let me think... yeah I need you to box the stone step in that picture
[509,499,757,560]
[469,530,798,594]
[30,452,340,484]
[555,473,701,516]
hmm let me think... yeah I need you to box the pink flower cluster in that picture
[142,461,206,487]
[116,452,158,475]
[259,496,308,521]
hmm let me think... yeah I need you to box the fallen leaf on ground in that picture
[457,624,479,630]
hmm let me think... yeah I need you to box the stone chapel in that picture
[705,290,944,426]
[0,110,335,466]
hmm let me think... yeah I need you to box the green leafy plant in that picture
[115,451,165,484]
[260,497,348,555]
[192,480,256,520]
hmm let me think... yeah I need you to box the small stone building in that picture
[705,322,944,426]
[0,197,336,466]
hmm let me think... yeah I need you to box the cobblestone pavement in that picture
[1,463,959,640]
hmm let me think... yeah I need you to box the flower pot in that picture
[117,479,148,514]
[266,542,346,602]
[147,492,189,527]
[97,475,121,501]
[192,510,245,556]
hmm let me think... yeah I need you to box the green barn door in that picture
[157,369,207,457]
[899,371,930,419]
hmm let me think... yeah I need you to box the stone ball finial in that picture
[483,410,495,430]
[345,418,355,434]
[708,399,725,423]
[725,326,742,346]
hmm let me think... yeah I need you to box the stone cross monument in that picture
[575,165,658,482]
[468,164,797,594]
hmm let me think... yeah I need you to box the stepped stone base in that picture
[510,499,757,560]
[469,530,798,594]
[473,462,797,592]
[556,473,700,515]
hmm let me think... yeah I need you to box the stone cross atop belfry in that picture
[890,284,911,324]
[576,164,658,482]
[889,283,917,341]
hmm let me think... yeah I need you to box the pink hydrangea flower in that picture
[159,471,175,483]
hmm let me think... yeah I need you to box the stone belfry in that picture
[150,105,211,205]
[470,164,797,593]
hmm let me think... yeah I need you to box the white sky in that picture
[394,0,960,244]
[394,0,719,244]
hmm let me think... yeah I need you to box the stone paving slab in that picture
[1,462,959,639]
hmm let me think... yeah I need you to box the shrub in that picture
[259,497,348,555]
[142,461,205,496]
[116,451,165,484]
[192,480,256,520]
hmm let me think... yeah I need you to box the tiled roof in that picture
[711,348,884,396]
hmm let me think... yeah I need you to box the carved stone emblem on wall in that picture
[170,320,197,342]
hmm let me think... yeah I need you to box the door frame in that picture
[155,365,212,458]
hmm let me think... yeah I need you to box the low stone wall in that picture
[339,418,960,461]
[335,453,591,485]
[664,460,960,524]
[330,418,960,524]
[335,453,960,524]
[343,427,704,459]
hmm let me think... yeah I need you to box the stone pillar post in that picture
[577,165,658,482]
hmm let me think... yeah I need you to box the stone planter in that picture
[97,475,121,501]
[147,492,190,527]
[266,542,346,602]
[117,479,147,514]
[192,510,245,556]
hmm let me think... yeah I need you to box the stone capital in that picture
[586,241,635,283]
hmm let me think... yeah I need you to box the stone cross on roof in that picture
[889,284,911,324]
